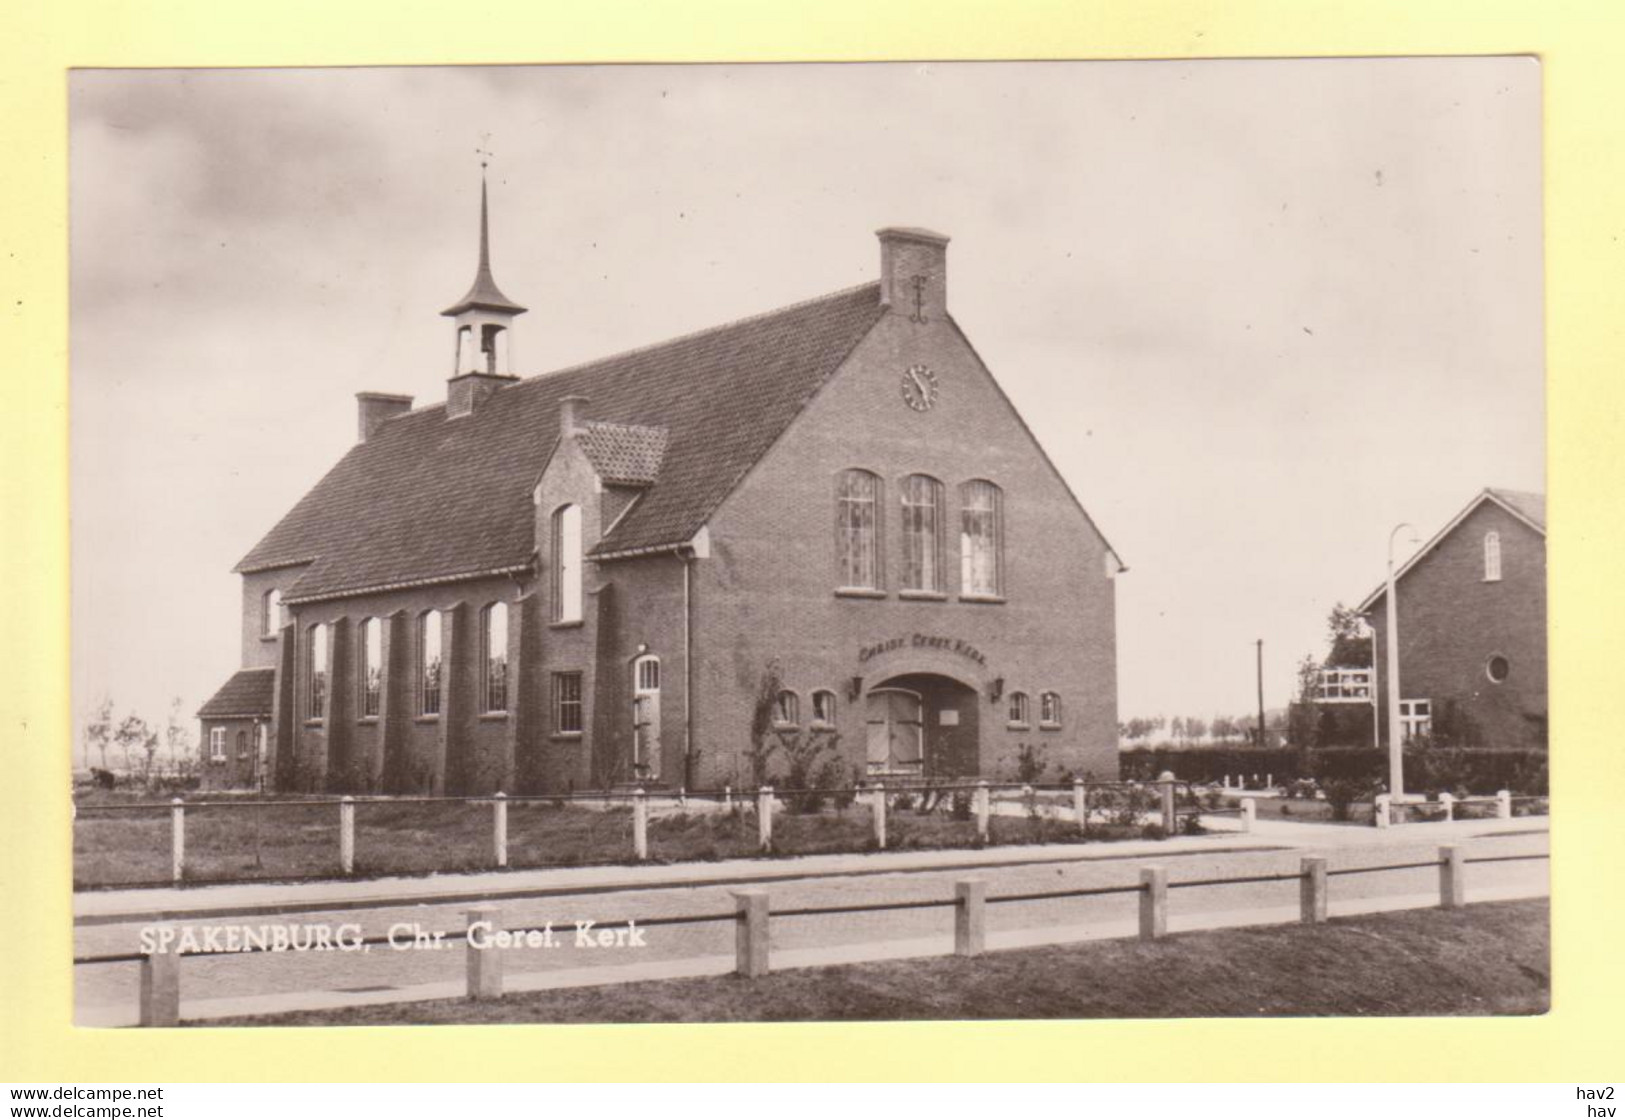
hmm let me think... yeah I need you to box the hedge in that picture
[1118,746,1547,796]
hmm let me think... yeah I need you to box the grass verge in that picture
[211,898,1548,1025]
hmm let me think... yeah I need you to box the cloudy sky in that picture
[69,59,1542,748]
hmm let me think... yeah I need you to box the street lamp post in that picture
[1385,522,1419,800]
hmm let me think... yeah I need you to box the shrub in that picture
[1321,777,1375,821]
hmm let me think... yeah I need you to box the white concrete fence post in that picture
[1375,793,1392,829]
[872,784,887,850]
[139,924,181,1027]
[954,879,986,957]
[339,796,355,875]
[465,905,503,1000]
[1240,798,1256,834]
[732,890,770,978]
[1438,792,1455,822]
[169,798,185,884]
[492,792,508,868]
[633,788,649,861]
[724,784,733,810]
[757,786,773,853]
[975,781,990,843]
[1158,771,1177,835]
[1072,778,1087,828]
[1139,866,1168,940]
[1266,772,1273,790]
[1439,845,1465,909]
[1300,856,1328,924]
[1496,789,1512,820]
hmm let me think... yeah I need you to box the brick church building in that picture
[198,184,1125,793]
[1357,488,1547,752]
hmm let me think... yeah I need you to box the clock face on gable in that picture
[900,363,939,412]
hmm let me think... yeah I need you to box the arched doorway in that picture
[865,673,980,778]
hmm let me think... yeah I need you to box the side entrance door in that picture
[865,688,924,774]
[632,655,661,782]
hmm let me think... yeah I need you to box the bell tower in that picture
[441,169,527,417]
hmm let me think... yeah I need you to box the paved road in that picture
[73,822,1549,1025]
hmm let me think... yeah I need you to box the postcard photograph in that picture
[68,58,1547,1028]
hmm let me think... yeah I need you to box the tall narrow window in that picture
[1040,691,1062,728]
[262,589,282,637]
[482,602,509,713]
[552,504,583,622]
[836,469,881,590]
[307,623,328,721]
[553,671,583,735]
[359,617,382,718]
[418,610,442,717]
[236,729,248,759]
[1483,531,1502,581]
[1007,690,1030,728]
[774,690,801,727]
[960,479,1004,597]
[209,727,226,761]
[812,689,837,726]
[900,474,944,593]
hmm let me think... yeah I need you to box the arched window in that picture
[1483,531,1502,582]
[307,623,328,721]
[359,617,381,718]
[552,504,583,622]
[836,469,882,590]
[635,654,661,693]
[774,690,801,727]
[1007,690,1030,728]
[900,474,945,593]
[960,479,1004,598]
[812,689,837,726]
[262,588,282,637]
[1040,691,1062,728]
[418,610,442,716]
[482,602,509,713]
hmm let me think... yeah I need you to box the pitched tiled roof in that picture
[1487,488,1545,531]
[238,282,887,602]
[198,668,275,719]
[576,421,668,487]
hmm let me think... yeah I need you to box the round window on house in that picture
[1486,655,1510,684]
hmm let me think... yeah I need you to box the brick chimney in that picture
[356,392,414,442]
[559,395,590,437]
[877,227,950,322]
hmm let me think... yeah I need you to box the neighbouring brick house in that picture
[1357,488,1547,752]
[199,183,1125,794]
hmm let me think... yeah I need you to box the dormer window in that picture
[1483,531,1502,581]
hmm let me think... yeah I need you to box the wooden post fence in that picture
[1439,845,1465,909]
[339,796,355,875]
[955,879,986,957]
[872,784,887,850]
[757,786,773,853]
[975,781,990,843]
[170,798,185,884]
[1139,866,1167,940]
[1374,794,1392,829]
[1438,792,1455,822]
[1496,789,1512,820]
[1072,778,1087,828]
[632,789,649,860]
[1158,772,1177,835]
[465,905,503,1000]
[139,926,180,1027]
[1300,856,1328,924]
[1240,797,1256,833]
[493,792,508,868]
[733,890,770,978]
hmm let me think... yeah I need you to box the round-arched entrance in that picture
[864,672,980,778]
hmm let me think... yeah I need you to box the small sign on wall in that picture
[939,710,960,726]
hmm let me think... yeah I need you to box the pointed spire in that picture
[441,169,527,318]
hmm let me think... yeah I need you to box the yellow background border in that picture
[4,0,1623,1082]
